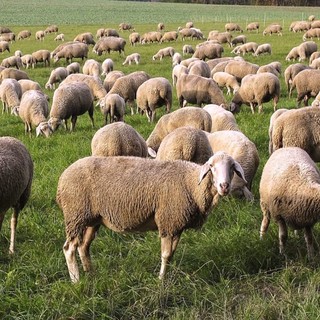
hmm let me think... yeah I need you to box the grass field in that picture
[1,1,320,319]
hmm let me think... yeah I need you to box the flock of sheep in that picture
[2,15,320,282]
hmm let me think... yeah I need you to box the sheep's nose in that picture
[219,182,230,195]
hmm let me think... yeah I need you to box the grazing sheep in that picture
[0,27,12,33]
[0,32,15,43]
[146,106,212,152]
[206,130,259,200]
[182,44,194,56]
[290,69,320,106]
[15,90,51,137]
[225,23,243,33]
[66,62,80,74]
[270,107,320,162]
[0,40,10,53]
[1,56,23,69]
[140,31,162,44]
[212,72,240,95]
[136,77,172,122]
[57,150,245,282]
[0,136,33,254]
[93,36,126,56]
[0,68,29,83]
[96,28,106,39]
[101,58,114,76]
[231,35,247,47]
[0,78,22,113]
[203,104,240,132]
[263,23,283,36]
[172,64,188,86]
[53,42,88,63]
[172,52,182,66]
[104,28,120,38]
[119,23,134,32]
[73,32,95,46]
[122,53,140,65]
[152,47,175,60]
[45,67,69,90]
[234,42,259,55]
[18,79,42,94]
[47,82,94,132]
[156,126,213,164]
[179,28,203,41]
[157,23,165,31]
[192,43,224,60]
[207,31,232,46]
[309,51,320,64]
[286,41,317,62]
[224,60,259,82]
[54,33,65,41]
[246,22,259,32]
[51,41,78,59]
[91,122,148,157]
[303,28,320,41]
[107,71,151,115]
[103,70,125,92]
[285,46,299,61]
[259,147,320,259]
[35,30,45,41]
[99,93,125,124]
[129,32,140,46]
[291,21,311,33]
[160,31,178,43]
[82,59,102,77]
[257,62,281,78]
[17,30,31,40]
[188,60,211,78]
[284,63,311,94]
[253,43,272,56]
[45,25,58,34]
[32,49,51,67]
[230,72,280,113]
[21,54,35,69]
[176,74,226,108]
[310,57,320,69]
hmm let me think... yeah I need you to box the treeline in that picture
[156,0,318,5]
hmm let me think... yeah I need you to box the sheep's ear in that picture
[148,147,156,158]
[198,162,211,185]
[36,124,42,137]
[233,160,247,184]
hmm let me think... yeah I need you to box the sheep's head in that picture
[36,122,54,137]
[48,117,62,131]
[11,106,19,116]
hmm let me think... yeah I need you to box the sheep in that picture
[311,20,320,28]
[103,70,125,92]
[203,104,240,132]
[303,28,320,41]
[192,43,224,61]
[0,136,33,254]
[182,44,194,56]
[73,32,95,46]
[119,23,134,32]
[263,24,283,36]
[32,49,51,67]
[51,41,78,59]
[206,130,259,200]
[57,150,246,282]
[157,23,165,31]
[140,31,162,44]
[253,43,272,56]
[224,60,259,82]
[172,64,188,86]
[82,59,102,77]
[1,56,23,69]
[47,82,94,132]
[188,60,211,78]
[207,31,232,46]
[160,31,178,43]
[15,50,22,57]
[291,21,311,33]
[172,52,182,66]
[0,33,15,43]
[246,22,259,32]
[0,40,10,53]
[225,23,243,33]
[270,107,320,162]
[96,28,106,39]
[99,93,125,124]
[178,28,202,41]
[17,30,31,40]
[285,46,299,61]
[0,68,29,83]
[91,122,148,157]
[286,41,318,62]
[259,147,320,259]
[107,71,151,115]
[93,36,126,56]
[21,54,35,69]
[15,90,51,137]
[122,53,140,65]
[45,67,69,90]
[176,74,226,108]
[0,78,22,113]
[186,21,194,28]
[54,33,65,41]
[0,27,12,34]
[129,32,140,46]
[18,79,42,94]
[212,72,240,95]
[152,47,175,60]
[180,57,199,68]
[231,35,247,47]
[104,28,120,38]
[257,62,281,78]
[207,57,235,72]
[44,25,58,34]
[35,30,45,41]
[230,72,280,113]
[136,77,172,122]
[235,42,259,56]
[309,15,316,22]
[146,106,212,152]
[310,57,320,69]
[290,69,320,106]
[53,42,88,63]
[101,58,114,76]
[66,62,80,74]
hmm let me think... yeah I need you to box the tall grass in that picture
[1,2,320,319]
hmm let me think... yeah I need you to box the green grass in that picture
[1,1,320,319]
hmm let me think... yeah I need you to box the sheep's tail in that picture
[289,79,296,98]
[260,201,270,240]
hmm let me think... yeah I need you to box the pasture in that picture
[1,1,320,319]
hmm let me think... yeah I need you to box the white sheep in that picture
[224,60,259,82]
[0,136,33,254]
[45,67,69,90]
[263,24,282,36]
[212,71,240,95]
[99,93,125,124]
[172,52,182,66]
[21,54,35,69]
[1,56,23,69]
[18,79,42,94]
[82,59,102,77]
[91,122,148,157]
[32,49,51,67]
[66,62,80,74]
[54,33,65,41]
[284,63,311,94]
[101,58,114,76]
[182,44,194,56]
[0,68,29,83]
[129,32,140,46]
[0,78,22,113]
[259,147,320,259]
[122,53,140,65]
[188,60,211,78]
[257,61,282,78]
[253,43,272,56]
[172,64,188,86]
[152,47,175,60]
[103,70,125,92]
[35,30,45,41]
[57,151,246,282]
[136,77,172,122]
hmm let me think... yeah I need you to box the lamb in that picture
[172,64,188,86]
[259,147,320,259]
[156,126,213,164]
[285,46,299,61]
[73,32,95,45]
[203,104,240,132]
[225,23,243,33]
[160,31,178,43]
[0,78,22,113]
[21,54,35,69]
[0,68,29,83]
[182,44,194,56]
[140,31,162,44]
[122,53,140,65]
[231,35,247,47]
[188,60,211,78]
[0,40,10,53]
[0,136,33,254]
[230,72,280,113]
[119,23,134,32]
[152,47,175,60]
[15,90,51,137]
[44,25,58,34]
[91,122,148,157]
[35,30,45,41]
[192,43,224,60]
[32,49,51,67]
[176,74,226,108]
[303,28,320,41]
[263,24,283,36]
[18,79,42,94]
[270,107,320,162]
[1,56,23,69]
[53,42,88,63]
[136,77,172,122]
[54,33,65,41]
[246,22,259,32]
[290,69,320,106]
[101,58,114,76]
[212,72,240,95]
[284,63,311,94]
[129,32,140,46]
[47,82,94,132]
[17,30,31,40]
[107,71,151,115]
[146,106,212,152]
[172,52,182,66]
[224,60,259,82]
[82,59,102,77]
[45,67,69,90]
[206,130,259,200]
[57,151,246,282]
[66,62,80,74]
[253,43,272,56]
[103,70,124,92]
[99,93,125,124]
[93,36,126,56]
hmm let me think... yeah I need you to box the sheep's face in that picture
[230,101,241,113]
[48,117,61,131]
[36,122,53,138]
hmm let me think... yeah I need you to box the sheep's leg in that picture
[277,218,288,256]
[0,212,5,232]
[70,116,77,132]
[63,238,80,283]
[159,234,181,280]
[258,103,263,113]
[250,103,255,114]
[304,226,315,259]
[9,207,19,254]
[259,209,270,239]
[88,110,94,128]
